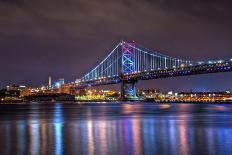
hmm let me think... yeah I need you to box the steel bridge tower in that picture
[120,41,138,100]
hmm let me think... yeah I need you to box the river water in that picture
[0,102,231,155]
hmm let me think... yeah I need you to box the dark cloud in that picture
[0,0,232,90]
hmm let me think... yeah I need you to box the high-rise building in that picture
[59,78,65,86]
[49,76,52,88]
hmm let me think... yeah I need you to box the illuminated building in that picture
[59,83,72,94]
[59,78,65,86]
[0,85,25,100]
[6,85,26,91]
[20,87,33,97]
[177,91,232,102]
[75,89,120,101]
[49,76,52,89]
[75,79,81,84]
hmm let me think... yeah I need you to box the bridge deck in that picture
[74,61,232,89]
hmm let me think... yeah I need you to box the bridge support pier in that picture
[120,80,138,101]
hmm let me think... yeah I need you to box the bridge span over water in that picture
[74,41,232,100]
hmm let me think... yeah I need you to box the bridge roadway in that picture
[74,60,232,89]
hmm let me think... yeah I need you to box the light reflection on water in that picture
[0,103,231,155]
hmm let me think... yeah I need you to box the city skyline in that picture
[1,0,232,91]
[1,1,232,155]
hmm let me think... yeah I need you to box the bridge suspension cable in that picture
[81,43,121,82]
[124,42,196,73]
[81,41,198,82]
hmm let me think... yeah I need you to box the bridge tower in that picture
[120,41,138,100]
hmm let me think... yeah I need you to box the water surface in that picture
[0,102,232,155]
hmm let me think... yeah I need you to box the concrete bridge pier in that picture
[120,80,138,101]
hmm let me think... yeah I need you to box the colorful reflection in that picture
[0,103,231,155]
[54,104,63,155]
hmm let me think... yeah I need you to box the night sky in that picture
[1,0,232,91]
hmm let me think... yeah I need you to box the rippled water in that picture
[0,102,232,155]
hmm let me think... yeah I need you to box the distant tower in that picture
[49,76,52,88]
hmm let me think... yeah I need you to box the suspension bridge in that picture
[74,41,232,100]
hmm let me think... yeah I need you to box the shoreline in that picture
[0,100,232,104]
